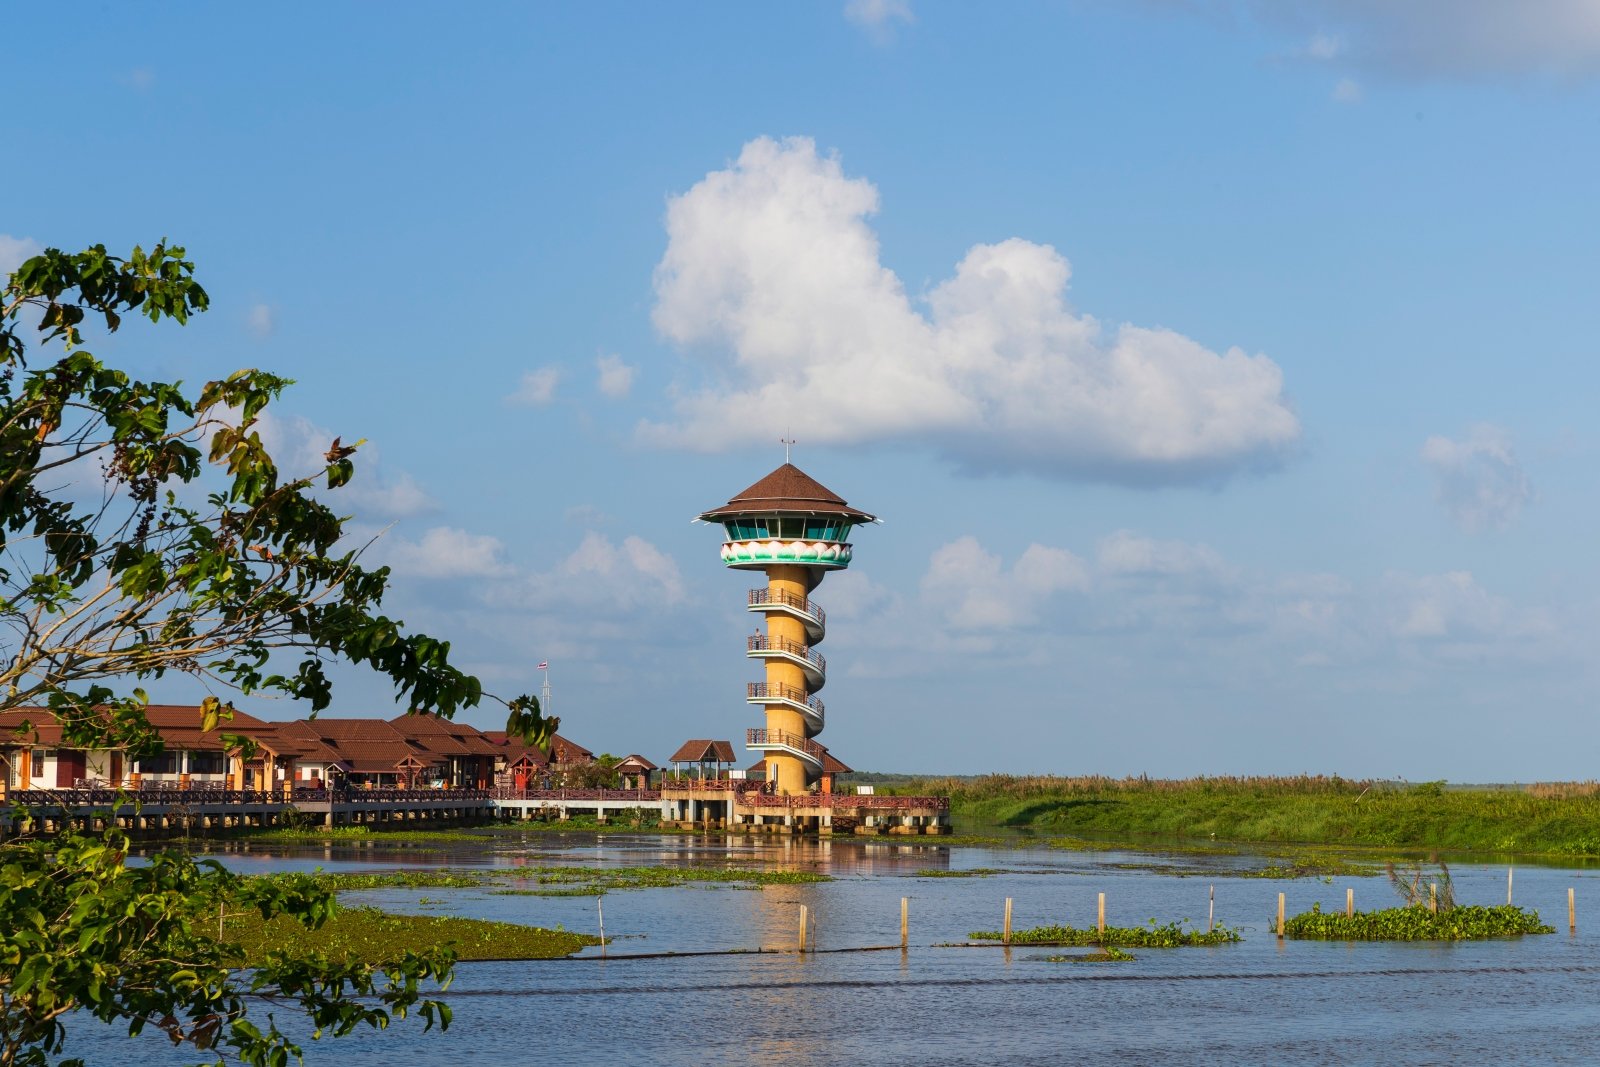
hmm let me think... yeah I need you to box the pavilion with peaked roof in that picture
[668,739,736,779]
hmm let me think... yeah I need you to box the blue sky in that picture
[7,1,1600,779]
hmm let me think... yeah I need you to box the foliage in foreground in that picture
[0,240,560,1066]
[0,831,452,1067]
[968,920,1241,947]
[1281,903,1554,941]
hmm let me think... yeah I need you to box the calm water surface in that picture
[72,833,1600,1065]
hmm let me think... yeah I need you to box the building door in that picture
[56,750,87,788]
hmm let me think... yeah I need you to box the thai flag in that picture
[537,661,549,670]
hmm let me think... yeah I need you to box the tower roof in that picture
[697,463,876,522]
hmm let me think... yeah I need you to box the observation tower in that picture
[698,462,875,796]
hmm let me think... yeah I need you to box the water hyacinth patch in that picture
[1281,902,1554,941]
[968,919,1241,947]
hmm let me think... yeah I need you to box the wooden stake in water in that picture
[1097,892,1106,935]
[1429,883,1438,914]
[901,896,909,948]
[1003,897,1013,944]
[597,898,607,957]
[1207,885,1215,933]
[1508,867,1514,906]
[1570,887,1576,933]
[799,904,808,951]
[1277,893,1285,939]
[1346,887,1354,918]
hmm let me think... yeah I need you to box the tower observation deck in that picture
[698,463,875,796]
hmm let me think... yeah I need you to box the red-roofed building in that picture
[615,754,657,789]
[1,701,601,796]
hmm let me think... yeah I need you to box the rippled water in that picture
[70,833,1600,1065]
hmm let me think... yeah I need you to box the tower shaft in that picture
[760,565,817,795]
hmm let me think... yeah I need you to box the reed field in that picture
[879,775,1600,856]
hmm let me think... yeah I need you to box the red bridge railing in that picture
[491,788,662,802]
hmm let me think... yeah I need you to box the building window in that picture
[804,519,850,540]
[136,752,179,775]
[725,520,771,540]
[188,751,224,775]
[31,749,46,778]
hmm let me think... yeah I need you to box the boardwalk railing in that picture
[2,787,498,808]
[658,778,753,793]
[7,788,285,807]
[491,788,662,802]
[305,788,494,804]
[739,793,951,812]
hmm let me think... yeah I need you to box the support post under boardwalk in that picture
[1429,883,1438,914]
[1003,898,1013,944]
[1346,887,1354,918]
[1097,892,1105,935]
[1508,868,1514,906]
[1277,893,1285,939]
[1570,888,1576,934]
[799,905,808,951]
[1208,885,1214,933]
[901,897,909,948]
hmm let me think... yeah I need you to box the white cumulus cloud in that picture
[0,234,42,278]
[1421,425,1531,531]
[493,531,687,614]
[383,526,513,579]
[845,0,914,41]
[253,410,436,519]
[920,536,1089,630]
[596,354,635,399]
[1385,569,1553,642]
[644,137,1299,485]
[508,366,560,407]
[246,302,275,338]
[1097,530,1231,578]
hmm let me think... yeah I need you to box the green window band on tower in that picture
[722,518,855,542]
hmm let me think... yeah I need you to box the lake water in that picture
[67,831,1600,1065]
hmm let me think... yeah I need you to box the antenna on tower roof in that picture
[781,434,795,464]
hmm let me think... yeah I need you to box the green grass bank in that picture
[881,775,1600,856]
[225,904,598,962]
